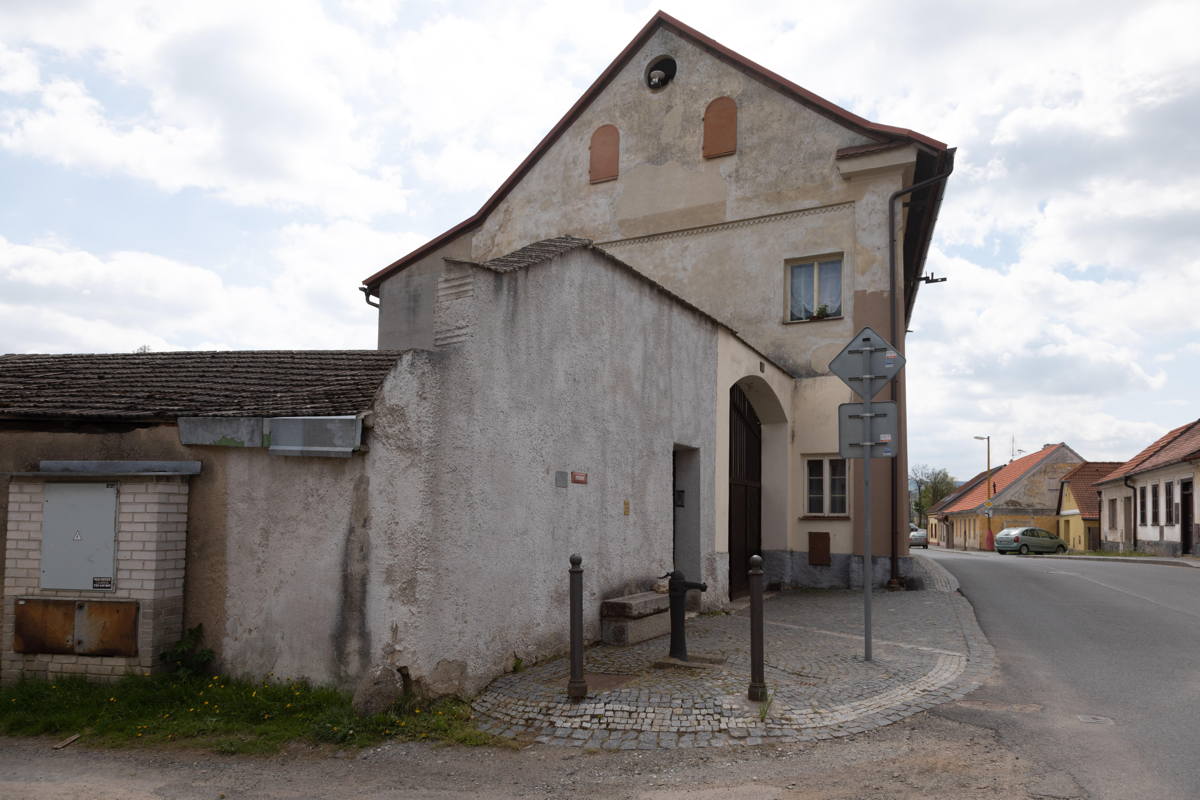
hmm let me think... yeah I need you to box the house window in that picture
[1108,498,1117,531]
[1151,484,1160,526]
[702,96,737,158]
[589,125,619,183]
[788,256,842,321]
[1165,482,1174,525]
[806,457,847,515]
[1139,486,1147,525]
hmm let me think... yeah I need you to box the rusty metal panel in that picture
[13,598,75,654]
[808,531,832,566]
[703,96,737,158]
[75,601,139,657]
[589,124,619,183]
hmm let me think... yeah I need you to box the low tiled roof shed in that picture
[0,350,405,421]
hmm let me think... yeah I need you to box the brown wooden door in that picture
[729,384,761,598]
[1182,481,1194,555]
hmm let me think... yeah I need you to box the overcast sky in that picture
[2,0,1197,479]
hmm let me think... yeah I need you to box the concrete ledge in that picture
[601,591,669,619]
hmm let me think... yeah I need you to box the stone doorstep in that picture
[600,591,669,619]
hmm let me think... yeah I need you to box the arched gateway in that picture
[727,375,788,598]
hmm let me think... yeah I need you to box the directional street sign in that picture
[838,402,898,459]
[828,326,905,401]
[829,326,906,665]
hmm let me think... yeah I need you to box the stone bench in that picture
[600,590,670,646]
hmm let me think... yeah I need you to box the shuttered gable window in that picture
[589,125,619,183]
[702,96,737,158]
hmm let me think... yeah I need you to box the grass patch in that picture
[0,674,501,754]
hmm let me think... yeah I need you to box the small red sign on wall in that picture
[570,472,588,485]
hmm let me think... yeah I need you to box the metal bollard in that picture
[748,554,767,701]
[667,569,707,661]
[567,554,587,702]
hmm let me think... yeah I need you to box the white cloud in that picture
[0,1,408,219]
[0,44,40,94]
[0,223,425,353]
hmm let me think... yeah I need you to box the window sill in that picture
[785,315,844,325]
[800,515,850,521]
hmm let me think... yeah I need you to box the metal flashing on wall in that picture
[179,417,265,447]
[268,415,363,458]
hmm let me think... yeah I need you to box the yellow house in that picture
[1056,462,1121,552]
[941,443,1084,550]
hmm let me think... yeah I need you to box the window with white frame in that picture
[1165,481,1175,525]
[788,255,843,321]
[1151,484,1160,525]
[1140,486,1147,525]
[806,457,847,515]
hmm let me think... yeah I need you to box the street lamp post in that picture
[974,435,992,550]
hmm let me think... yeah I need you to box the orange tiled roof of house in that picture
[927,467,999,515]
[1059,462,1122,519]
[1097,419,1200,484]
[942,444,1065,514]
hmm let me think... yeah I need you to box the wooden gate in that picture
[728,384,762,598]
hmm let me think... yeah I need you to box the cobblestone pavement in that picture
[473,554,993,749]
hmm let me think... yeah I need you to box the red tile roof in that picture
[1059,462,1122,519]
[0,351,404,421]
[1097,419,1200,483]
[942,444,1068,514]
[361,10,951,294]
[927,467,999,515]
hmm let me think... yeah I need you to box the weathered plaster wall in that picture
[371,22,927,594]
[421,248,721,693]
[217,352,437,688]
[469,27,875,265]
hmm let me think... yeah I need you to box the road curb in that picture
[1037,554,1200,568]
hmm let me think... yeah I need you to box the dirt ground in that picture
[0,706,1084,800]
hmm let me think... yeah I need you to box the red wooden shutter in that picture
[703,97,737,158]
[589,125,619,183]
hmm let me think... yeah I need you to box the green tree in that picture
[910,464,957,526]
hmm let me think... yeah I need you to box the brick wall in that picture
[2,477,189,682]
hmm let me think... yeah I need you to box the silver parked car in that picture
[909,525,928,549]
[994,526,1067,555]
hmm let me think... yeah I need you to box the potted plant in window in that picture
[810,304,830,320]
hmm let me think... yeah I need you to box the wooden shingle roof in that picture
[0,350,405,421]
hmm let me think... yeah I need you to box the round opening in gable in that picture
[646,56,677,90]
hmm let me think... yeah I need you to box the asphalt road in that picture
[927,548,1200,800]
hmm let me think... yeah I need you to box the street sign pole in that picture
[860,343,874,662]
[830,327,905,664]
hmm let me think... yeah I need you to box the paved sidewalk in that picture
[472,554,992,749]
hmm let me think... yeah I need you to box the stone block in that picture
[601,611,669,646]
[601,591,669,619]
